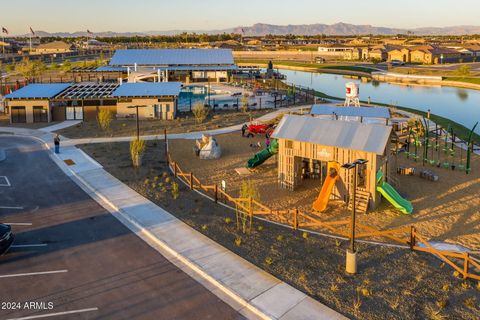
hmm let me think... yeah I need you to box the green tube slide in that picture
[376,171,413,214]
[247,139,278,169]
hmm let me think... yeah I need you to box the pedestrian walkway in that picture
[61,105,307,146]
[4,126,347,320]
[39,120,82,132]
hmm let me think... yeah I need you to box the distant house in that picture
[387,47,411,62]
[460,45,480,57]
[32,41,73,54]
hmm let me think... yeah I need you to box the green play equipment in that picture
[376,170,413,215]
[247,139,279,169]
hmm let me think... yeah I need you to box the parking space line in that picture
[0,176,11,187]
[3,223,32,226]
[0,206,24,210]
[6,307,98,320]
[11,244,48,248]
[0,270,67,279]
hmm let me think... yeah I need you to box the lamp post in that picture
[127,105,147,140]
[342,158,368,274]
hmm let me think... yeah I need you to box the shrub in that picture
[130,139,146,167]
[264,257,273,265]
[171,182,179,199]
[201,224,208,231]
[302,232,309,239]
[192,102,209,124]
[234,237,242,247]
[257,225,264,231]
[225,217,232,224]
[276,234,284,241]
[241,95,249,113]
[97,109,113,133]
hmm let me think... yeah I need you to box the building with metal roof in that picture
[107,49,236,84]
[5,82,182,124]
[5,83,71,99]
[109,49,234,66]
[272,114,393,209]
[310,105,390,120]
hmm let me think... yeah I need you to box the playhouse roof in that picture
[310,105,390,119]
[271,115,392,155]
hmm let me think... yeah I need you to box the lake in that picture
[280,69,480,134]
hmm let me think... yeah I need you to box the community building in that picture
[107,48,236,83]
[271,114,393,210]
[5,82,181,123]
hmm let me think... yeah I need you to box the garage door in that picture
[11,106,26,123]
[33,106,48,122]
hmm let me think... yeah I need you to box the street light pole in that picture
[136,105,140,140]
[350,164,357,253]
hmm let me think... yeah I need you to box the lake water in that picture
[281,69,480,134]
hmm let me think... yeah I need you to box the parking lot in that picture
[0,136,242,320]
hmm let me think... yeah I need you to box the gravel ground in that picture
[81,140,480,320]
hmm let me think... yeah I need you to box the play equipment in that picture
[195,134,221,160]
[246,139,278,168]
[248,123,274,135]
[376,170,413,214]
[344,82,360,107]
[312,162,340,212]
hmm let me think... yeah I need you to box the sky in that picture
[1,0,479,35]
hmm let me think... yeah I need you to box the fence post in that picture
[214,184,218,203]
[173,161,177,177]
[163,128,167,161]
[409,226,415,251]
[463,253,469,280]
[294,208,298,230]
[189,173,193,190]
[249,196,253,232]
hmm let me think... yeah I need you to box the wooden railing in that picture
[165,142,479,281]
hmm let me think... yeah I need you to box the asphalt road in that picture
[0,136,243,320]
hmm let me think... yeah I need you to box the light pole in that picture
[127,105,147,140]
[342,158,368,274]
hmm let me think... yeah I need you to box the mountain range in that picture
[17,23,480,37]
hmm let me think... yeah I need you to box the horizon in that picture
[2,0,480,35]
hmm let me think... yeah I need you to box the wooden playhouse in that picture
[271,114,393,212]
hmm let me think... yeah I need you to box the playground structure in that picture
[271,114,400,212]
[165,134,480,281]
[194,134,221,160]
[312,162,340,212]
[344,82,360,107]
[247,138,279,169]
[393,117,478,175]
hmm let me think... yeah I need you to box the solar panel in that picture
[54,83,120,99]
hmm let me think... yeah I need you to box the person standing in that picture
[241,124,248,137]
[54,134,61,154]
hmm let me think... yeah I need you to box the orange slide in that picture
[312,162,340,212]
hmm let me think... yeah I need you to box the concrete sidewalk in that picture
[60,105,307,146]
[7,129,346,320]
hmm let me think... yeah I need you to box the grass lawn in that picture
[445,77,480,85]
[234,59,376,74]
[80,140,480,320]
[311,91,480,142]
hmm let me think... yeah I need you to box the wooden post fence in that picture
[214,184,218,203]
[463,252,469,280]
[294,208,298,230]
[410,226,415,251]
[189,173,193,190]
[173,161,177,177]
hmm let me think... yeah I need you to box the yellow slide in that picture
[312,162,340,212]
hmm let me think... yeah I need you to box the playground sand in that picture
[169,132,480,251]
[55,108,271,139]
[81,140,480,320]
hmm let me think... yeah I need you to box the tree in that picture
[62,60,72,72]
[192,102,209,124]
[15,58,46,81]
[457,65,471,78]
[241,95,249,113]
[237,180,260,234]
[97,109,113,134]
